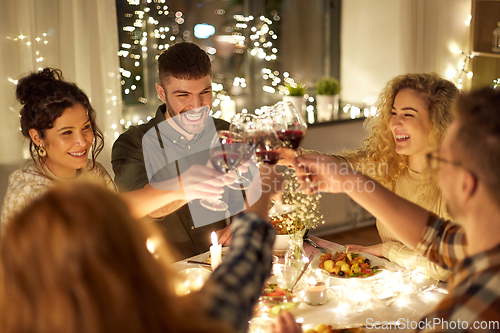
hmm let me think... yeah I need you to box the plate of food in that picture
[313,248,385,279]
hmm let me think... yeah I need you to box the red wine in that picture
[255,150,281,165]
[278,130,304,150]
[210,152,242,173]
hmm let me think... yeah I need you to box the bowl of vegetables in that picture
[317,250,384,280]
[253,264,307,317]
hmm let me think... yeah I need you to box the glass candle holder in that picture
[174,268,211,296]
[304,269,331,305]
[305,279,327,305]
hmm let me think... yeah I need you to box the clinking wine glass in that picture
[200,131,247,212]
[227,113,258,190]
[271,101,312,184]
[271,101,307,156]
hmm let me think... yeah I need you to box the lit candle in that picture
[210,231,222,271]
[305,276,327,305]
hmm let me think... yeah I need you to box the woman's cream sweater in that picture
[378,168,451,281]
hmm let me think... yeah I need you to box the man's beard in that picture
[165,99,208,135]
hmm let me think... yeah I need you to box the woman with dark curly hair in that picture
[282,73,459,281]
[1,68,232,228]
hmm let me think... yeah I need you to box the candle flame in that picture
[308,276,317,285]
[211,231,218,246]
[146,238,155,254]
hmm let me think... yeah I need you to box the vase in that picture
[284,231,308,270]
[316,95,339,121]
[283,95,306,120]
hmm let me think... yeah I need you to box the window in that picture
[116,0,340,127]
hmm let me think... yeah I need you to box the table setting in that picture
[171,234,448,333]
[170,101,448,332]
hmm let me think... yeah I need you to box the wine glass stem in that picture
[294,149,313,188]
[283,149,299,176]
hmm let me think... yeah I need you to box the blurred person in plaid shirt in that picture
[296,87,500,331]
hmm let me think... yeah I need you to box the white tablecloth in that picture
[171,235,448,333]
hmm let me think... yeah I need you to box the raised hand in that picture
[295,154,348,194]
[276,147,297,168]
[180,163,236,202]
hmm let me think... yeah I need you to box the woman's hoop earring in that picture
[38,145,47,157]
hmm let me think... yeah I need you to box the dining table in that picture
[171,235,449,333]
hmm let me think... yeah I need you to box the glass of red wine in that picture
[269,101,312,183]
[245,117,282,166]
[270,101,307,156]
[200,131,246,211]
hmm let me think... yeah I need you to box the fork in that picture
[303,230,329,254]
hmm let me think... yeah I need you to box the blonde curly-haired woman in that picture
[282,73,459,281]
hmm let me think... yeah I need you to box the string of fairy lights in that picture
[494,78,500,89]
[210,13,287,117]
[447,15,474,90]
[118,0,179,107]
[5,28,124,143]
[117,2,320,128]
[8,6,493,136]
[6,30,56,142]
[6,32,52,86]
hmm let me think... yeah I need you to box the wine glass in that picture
[270,101,313,189]
[271,101,308,156]
[228,113,258,189]
[200,131,246,211]
[245,117,282,166]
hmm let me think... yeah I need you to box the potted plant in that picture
[283,81,307,119]
[315,77,341,121]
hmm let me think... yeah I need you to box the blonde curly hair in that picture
[344,73,458,188]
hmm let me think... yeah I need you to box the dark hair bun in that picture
[16,68,64,106]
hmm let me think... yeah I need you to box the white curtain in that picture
[0,0,122,175]
[341,0,471,105]
[399,0,471,75]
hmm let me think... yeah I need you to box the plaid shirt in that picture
[414,214,500,332]
[199,212,275,333]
